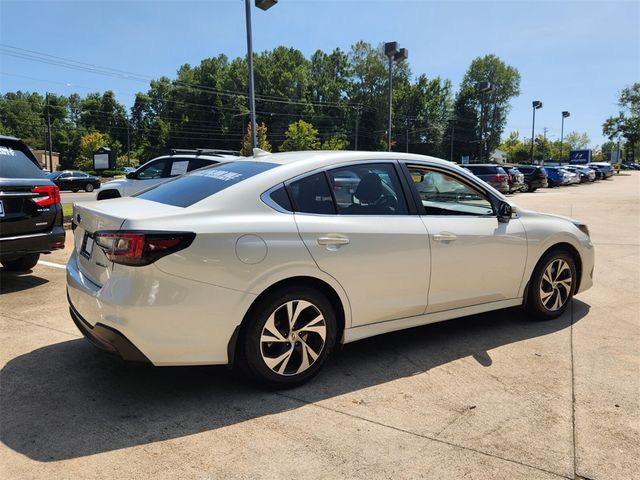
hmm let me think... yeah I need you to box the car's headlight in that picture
[574,223,590,237]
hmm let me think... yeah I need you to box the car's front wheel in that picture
[526,250,577,320]
[240,287,337,388]
[85,183,95,192]
[1,253,40,272]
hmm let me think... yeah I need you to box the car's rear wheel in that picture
[1,253,40,272]
[520,182,530,192]
[526,250,577,320]
[85,183,94,192]
[239,287,337,388]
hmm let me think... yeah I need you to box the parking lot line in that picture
[37,260,67,269]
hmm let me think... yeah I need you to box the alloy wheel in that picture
[260,300,327,376]
[539,259,573,311]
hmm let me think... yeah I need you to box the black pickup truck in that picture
[0,136,65,271]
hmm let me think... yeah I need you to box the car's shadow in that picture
[0,300,589,462]
[0,271,49,294]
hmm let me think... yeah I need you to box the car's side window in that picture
[325,163,408,215]
[287,172,336,215]
[188,158,215,172]
[137,159,168,179]
[407,165,494,216]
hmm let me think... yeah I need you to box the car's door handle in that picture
[317,235,350,246]
[433,233,457,242]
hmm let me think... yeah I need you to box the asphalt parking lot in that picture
[1,173,638,480]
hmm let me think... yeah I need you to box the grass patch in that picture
[62,203,73,219]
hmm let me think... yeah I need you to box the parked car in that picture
[561,168,580,185]
[501,165,525,193]
[515,165,548,192]
[96,149,239,200]
[587,162,614,179]
[0,135,65,271]
[67,151,594,387]
[544,166,567,187]
[47,170,101,192]
[564,165,595,183]
[118,166,137,174]
[462,164,510,193]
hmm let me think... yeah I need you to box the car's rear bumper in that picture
[66,251,255,366]
[0,225,65,261]
[69,295,152,364]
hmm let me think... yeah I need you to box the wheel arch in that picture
[523,241,583,306]
[227,275,348,367]
[96,189,121,200]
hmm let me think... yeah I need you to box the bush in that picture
[98,170,121,177]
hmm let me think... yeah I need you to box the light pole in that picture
[530,100,543,163]
[244,0,277,151]
[45,92,53,171]
[477,81,494,162]
[559,111,570,164]
[384,42,408,152]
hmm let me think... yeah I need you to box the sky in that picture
[1,0,638,148]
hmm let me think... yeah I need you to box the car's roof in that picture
[0,134,21,142]
[246,150,457,169]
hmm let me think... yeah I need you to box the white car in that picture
[96,149,239,200]
[67,151,594,387]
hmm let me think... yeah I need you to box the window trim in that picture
[400,162,500,217]
[260,183,294,214]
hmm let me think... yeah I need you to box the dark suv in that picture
[463,164,510,194]
[515,165,548,192]
[0,136,65,271]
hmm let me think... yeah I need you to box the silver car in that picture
[67,151,594,387]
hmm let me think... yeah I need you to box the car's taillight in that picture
[32,185,61,207]
[94,231,195,266]
[491,174,507,182]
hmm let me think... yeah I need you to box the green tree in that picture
[279,120,320,151]
[603,83,640,151]
[452,54,521,161]
[321,134,349,150]
[76,131,107,170]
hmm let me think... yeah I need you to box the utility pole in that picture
[45,92,53,171]
[450,124,455,162]
[126,115,131,166]
[353,104,362,150]
[543,127,548,162]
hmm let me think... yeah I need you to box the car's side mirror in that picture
[126,172,136,179]
[497,202,514,223]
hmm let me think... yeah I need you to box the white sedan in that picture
[67,151,594,387]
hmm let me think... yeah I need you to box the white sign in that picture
[94,153,109,170]
[461,155,470,165]
[170,161,189,176]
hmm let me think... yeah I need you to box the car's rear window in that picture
[517,166,534,173]
[465,165,497,174]
[136,161,278,207]
[0,140,46,179]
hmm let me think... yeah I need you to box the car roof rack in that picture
[169,148,241,156]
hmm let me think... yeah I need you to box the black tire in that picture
[97,190,120,200]
[71,189,79,193]
[85,183,94,192]
[1,253,40,272]
[530,187,537,193]
[239,287,338,388]
[526,249,577,320]
[520,182,530,193]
